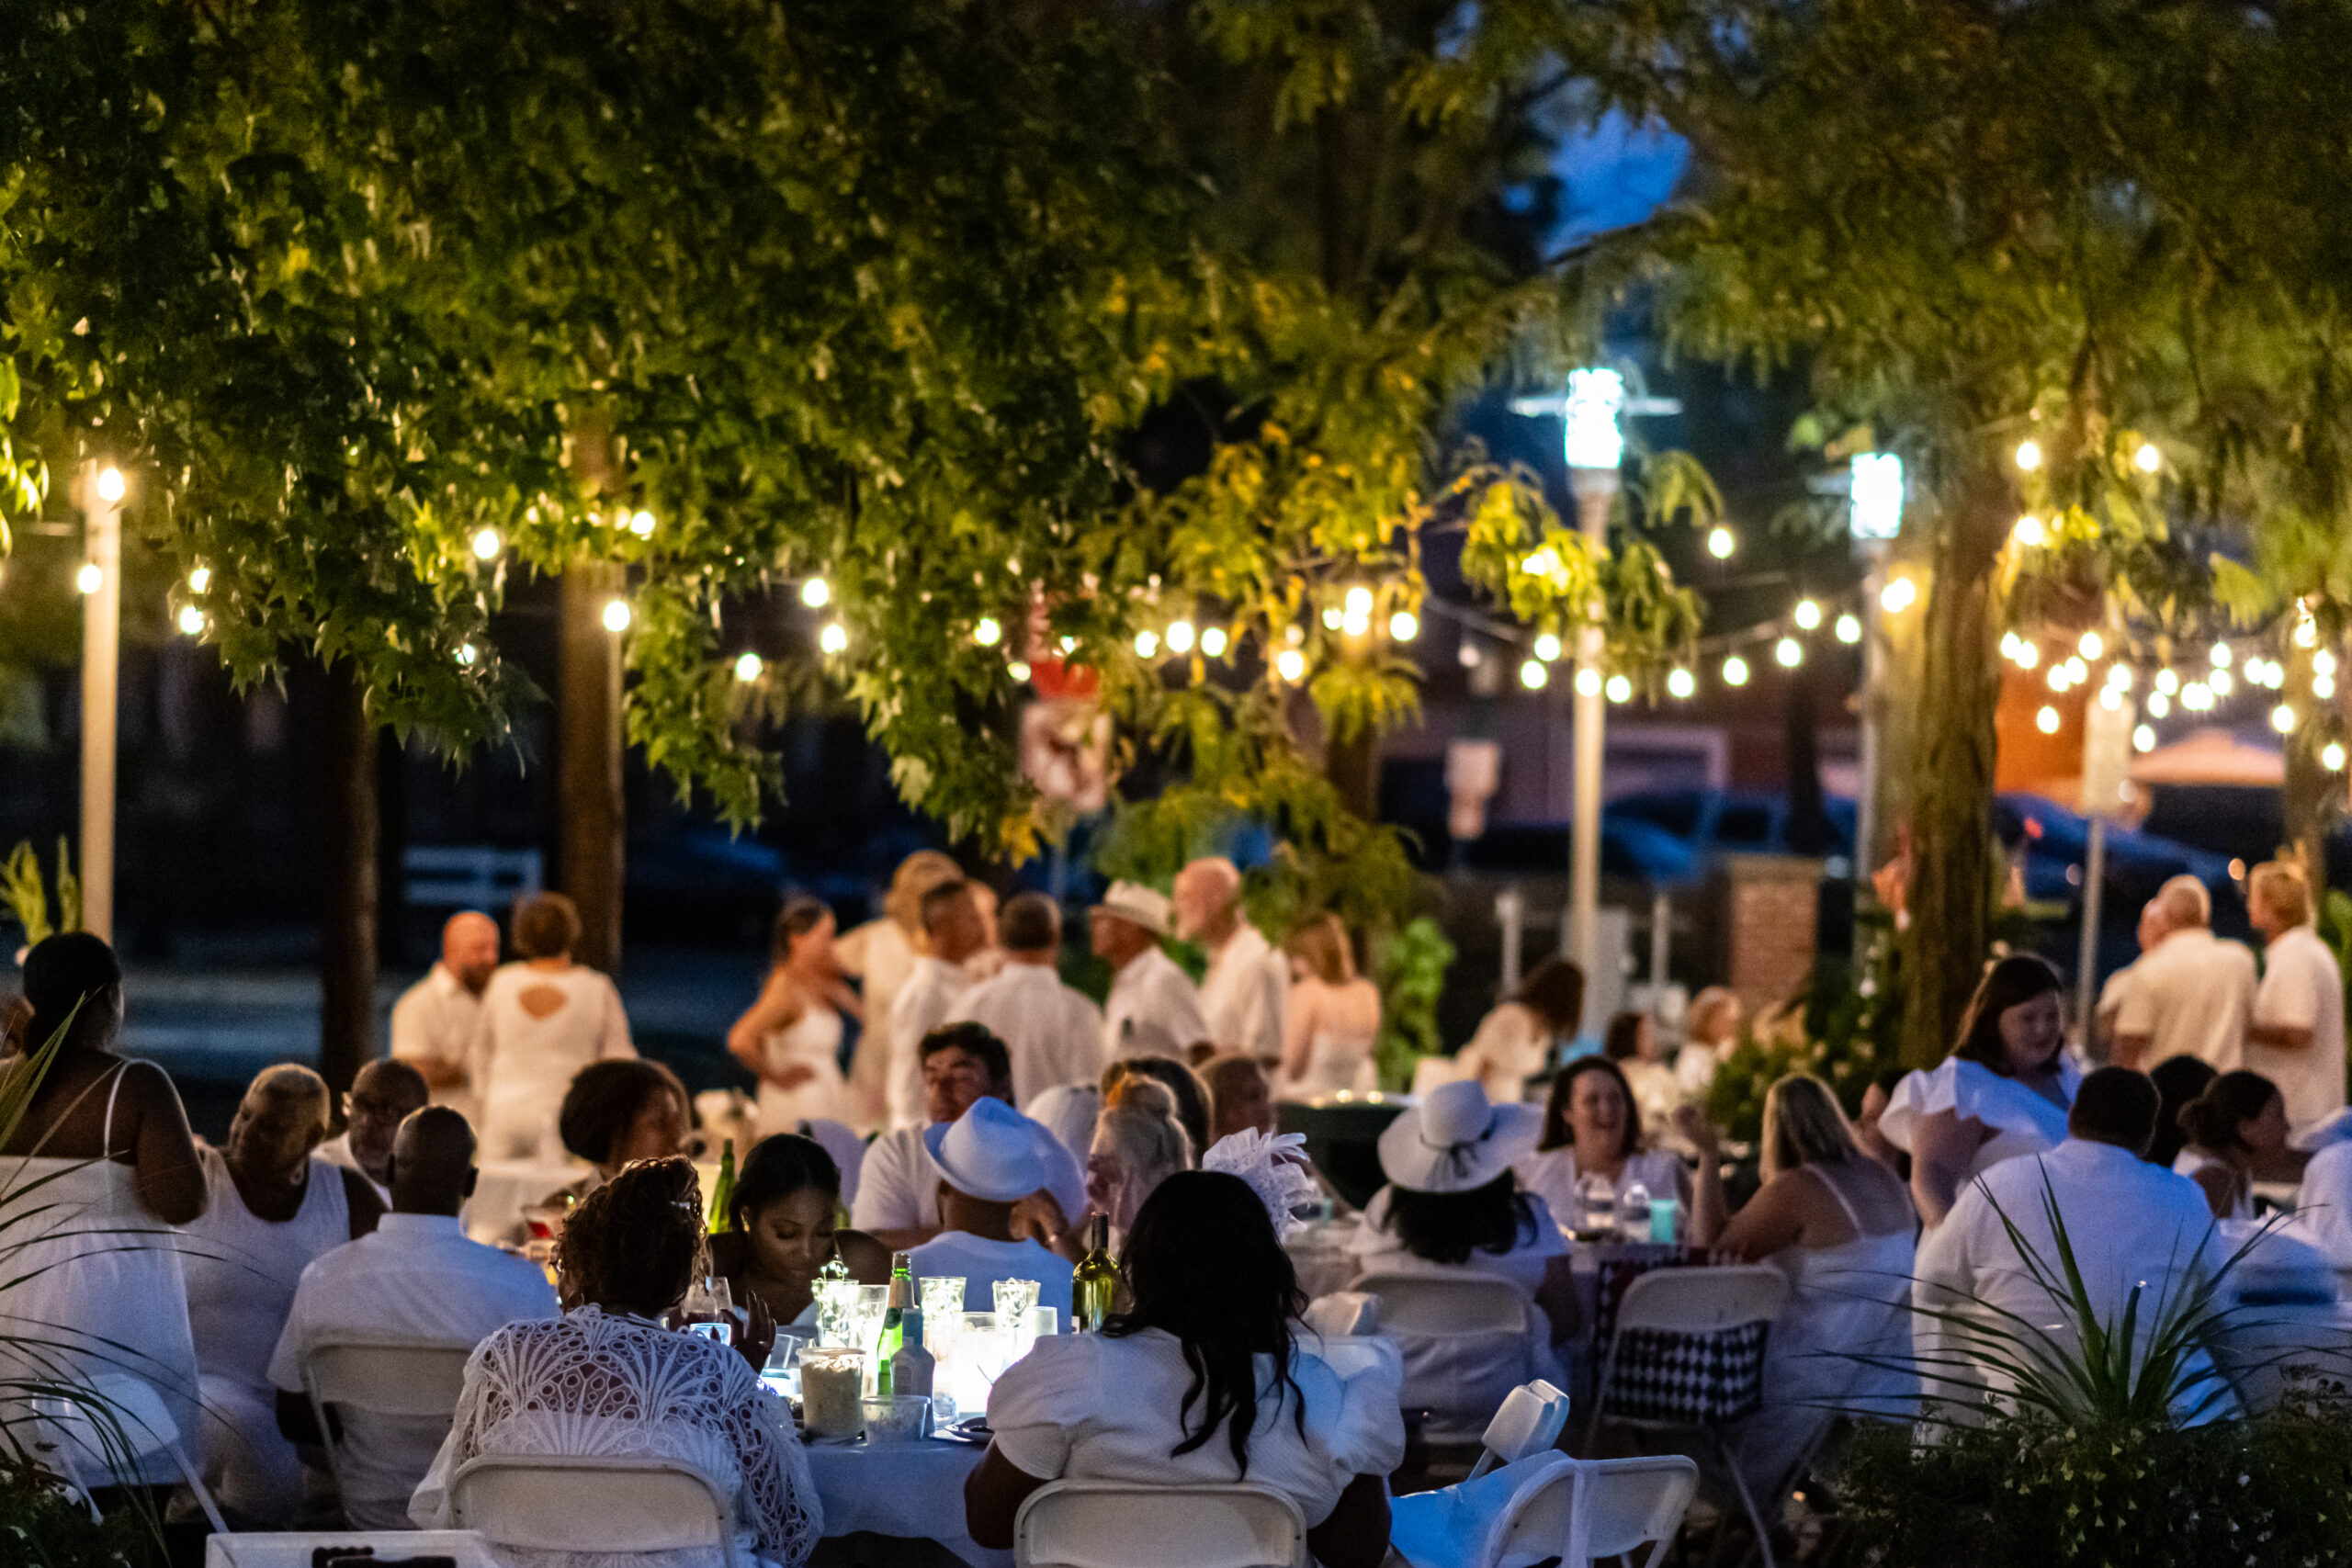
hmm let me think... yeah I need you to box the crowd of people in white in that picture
[3,850,2348,1567]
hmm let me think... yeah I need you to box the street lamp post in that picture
[1847,452,1905,919]
[1562,370,1626,996]
[78,460,124,942]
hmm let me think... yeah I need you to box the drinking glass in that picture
[847,1285,889,1396]
[921,1276,967,1362]
[992,1277,1040,1327]
[813,1278,859,1347]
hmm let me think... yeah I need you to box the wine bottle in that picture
[1072,1214,1116,1332]
[879,1251,912,1366]
[707,1139,737,1235]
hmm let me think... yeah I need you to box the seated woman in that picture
[539,1057,693,1215]
[1516,1056,1689,1235]
[1677,1077,1917,1489]
[1086,1078,1194,1248]
[1345,1080,1577,1438]
[967,1170,1395,1568]
[2148,1055,2221,1170]
[710,1134,891,1333]
[2176,1070,2294,1221]
[413,1157,821,1568]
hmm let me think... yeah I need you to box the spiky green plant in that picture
[0,840,78,955]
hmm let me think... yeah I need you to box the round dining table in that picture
[804,1435,1003,1568]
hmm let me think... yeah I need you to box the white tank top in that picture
[182,1149,351,1391]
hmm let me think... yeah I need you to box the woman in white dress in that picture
[0,934,208,1486]
[1278,915,1381,1098]
[472,893,636,1162]
[969,1169,1397,1568]
[1516,1056,1690,1235]
[1453,958,1583,1105]
[2175,1069,2291,1221]
[1678,1077,1917,1490]
[728,898,860,1139]
[414,1157,821,1568]
[834,850,962,1131]
[1879,955,2079,1226]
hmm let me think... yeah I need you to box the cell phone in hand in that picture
[684,1319,733,1346]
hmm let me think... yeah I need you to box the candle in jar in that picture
[800,1348,865,1440]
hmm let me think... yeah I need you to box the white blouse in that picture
[1879,1055,2080,1180]
[412,1304,820,1568]
[987,1328,1388,1528]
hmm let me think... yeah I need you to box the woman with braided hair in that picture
[412,1156,822,1566]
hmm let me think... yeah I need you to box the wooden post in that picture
[559,566,626,972]
[320,667,379,1095]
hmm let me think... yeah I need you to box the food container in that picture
[800,1348,865,1440]
[861,1394,930,1446]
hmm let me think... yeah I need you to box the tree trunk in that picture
[2284,730,2329,894]
[320,666,379,1096]
[559,565,626,972]
[1899,473,2010,1068]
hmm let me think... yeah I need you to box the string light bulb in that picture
[1521,659,1548,691]
[2015,642,2040,670]
[1574,668,1602,697]
[2147,691,2171,717]
[2036,705,2060,734]
[2210,668,2233,696]
[175,605,204,636]
[1723,654,1750,687]
[1009,660,1032,682]
[1706,526,1736,559]
[1835,614,1861,644]
[1668,668,1696,699]
[456,643,479,667]
[2135,725,2157,753]
[2016,439,2043,471]
[601,599,631,633]
[1793,599,1822,631]
[628,510,655,537]
[2012,515,2045,547]
[75,562,102,594]
[1881,578,1917,613]
[1320,607,1344,630]
[2079,631,2104,660]
[819,623,849,654]
[733,651,763,682]
[801,577,831,608]
[1533,632,1563,662]
[2273,704,2298,734]
[1775,637,1803,669]
[1344,586,1374,618]
[1388,611,1419,642]
[1133,629,1158,658]
[2108,665,2133,691]
[2327,741,2348,773]
[2316,650,2338,677]
[96,467,126,503]
[2296,617,2319,649]
[1166,620,1194,654]
[1202,626,1229,658]
[2133,443,2162,474]
[188,566,211,593]
[1522,547,1562,581]
[471,527,502,560]
[1275,648,1306,682]
[1605,674,1633,704]
[2063,656,2087,684]
[2317,672,2337,700]
[2211,643,2233,668]
[2155,669,2179,694]
[975,616,1003,648]
[2099,686,2122,711]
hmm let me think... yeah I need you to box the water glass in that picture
[1027,1307,1057,1340]
[847,1285,890,1395]
[861,1394,930,1446]
[992,1277,1040,1328]
[813,1278,860,1347]
[921,1276,968,1360]
[1578,1172,1618,1235]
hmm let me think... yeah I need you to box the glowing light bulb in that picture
[2047,665,2071,693]
[2133,442,2162,474]
[1340,609,1371,638]
[1344,586,1374,618]
[1520,659,1548,691]
[2296,618,2319,649]
[1388,611,1419,642]
[1667,668,1696,699]
[602,599,631,633]
[96,467,126,503]
[1835,614,1861,645]
[2063,656,2087,683]
[974,616,1003,648]
[457,643,479,667]
[1533,632,1563,663]
[1202,626,1228,658]
[1793,599,1822,630]
[2210,668,2233,695]
[1881,578,1917,613]
[1134,629,1159,658]
[1706,526,1736,559]
[2108,665,2132,691]
[2327,742,2347,773]
[175,604,204,636]
[801,578,831,608]
[75,562,101,594]
[819,623,849,654]
[1522,547,1561,581]
[1166,620,1194,654]
[2273,704,2298,733]
[2036,705,2060,734]
[2016,642,2040,670]
[1275,648,1306,682]
[2014,515,2047,547]
[1775,637,1803,668]
[733,651,763,682]
[2147,691,2170,718]
[2099,686,2121,711]
[1059,636,1079,654]
[2316,672,2337,700]
[2155,669,2178,694]
[1009,661,1032,682]
[471,527,502,560]
[188,566,211,593]
[2015,439,2042,471]
[2079,631,2104,660]
[629,510,655,537]
[2211,643,2233,668]
[1320,607,1343,630]
[1573,668,1602,697]
[2315,650,2338,677]
[2001,631,2022,659]
[1605,674,1633,704]
[1723,655,1750,687]
[2135,725,2157,753]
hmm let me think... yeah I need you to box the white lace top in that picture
[411,1304,821,1568]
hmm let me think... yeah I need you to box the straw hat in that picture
[923,1097,1051,1204]
[1376,1079,1542,1194]
[1092,881,1173,940]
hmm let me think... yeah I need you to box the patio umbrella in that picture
[2128,726,2284,788]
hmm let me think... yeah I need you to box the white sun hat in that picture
[1376,1078,1543,1194]
[1092,881,1173,939]
[924,1096,1051,1203]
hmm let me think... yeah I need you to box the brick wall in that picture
[1718,854,1824,1016]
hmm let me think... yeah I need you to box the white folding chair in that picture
[1585,1265,1789,1568]
[301,1337,476,1517]
[1479,1453,1701,1568]
[31,1371,228,1534]
[449,1453,742,1568]
[1468,1380,1570,1481]
[1012,1480,1308,1568]
[1356,1272,1535,1438]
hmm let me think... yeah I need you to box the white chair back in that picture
[1478,1452,1700,1568]
[1468,1380,1569,1481]
[32,1372,227,1534]
[1013,1481,1308,1568]
[304,1337,476,1517]
[1356,1273,1530,1337]
[1611,1265,1790,1337]
[449,1453,741,1568]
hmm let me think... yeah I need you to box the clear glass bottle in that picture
[1617,1179,1653,1241]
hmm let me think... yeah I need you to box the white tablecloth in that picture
[208,1531,499,1568]
[807,1436,1002,1567]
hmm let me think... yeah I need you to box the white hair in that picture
[2156,874,2211,929]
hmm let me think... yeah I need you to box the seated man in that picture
[318,1059,430,1205]
[909,1098,1077,1321]
[1918,1066,2224,1418]
[852,1023,1086,1252]
[268,1107,559,1528]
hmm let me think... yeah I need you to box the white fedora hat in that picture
[1092,881,1172,939]
[1377,1079,1542,1194]
[924,1096,1050,1204]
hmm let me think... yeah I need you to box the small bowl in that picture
[861,1394,929,1446]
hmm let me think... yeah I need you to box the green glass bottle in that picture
[1073,1214,1117,1332]
[707,1139,737,1235]
[879,1251,912,1371]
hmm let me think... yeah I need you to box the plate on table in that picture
[930,1416,991,1445]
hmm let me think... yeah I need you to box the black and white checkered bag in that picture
[1594,1246,1770,1425]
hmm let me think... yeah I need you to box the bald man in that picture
[1174,857,1286,1066]
[269,1108,557,1527]
[2112,874,2256,1072]
[318,1058,429,1203]
[392,910,501,1123]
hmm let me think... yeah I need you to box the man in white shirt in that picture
[1919,1067,2223,1413]
[390,911,500,1123]
[852,1021,1088,1252]
[907,1096,1077,1322]
[948,891,1104,1110]
[886,879,988,1131]
[2112,874,2256,1072]
[2093,898,2173,1059]
[1091,882,1211,1063]
[1174,857,1287,1066]
[267,1107,558,1528]
[316,1059,428,1205]
[2242,860,2348,1134]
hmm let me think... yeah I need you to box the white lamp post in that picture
[78,460,125,942]
[1561,369,1626,994]
[1848,452,1902,905]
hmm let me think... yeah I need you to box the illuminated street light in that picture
[1849,452,1904,540]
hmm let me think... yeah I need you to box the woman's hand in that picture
[1670,1103,1720,1156]
[738,1289,777,1373]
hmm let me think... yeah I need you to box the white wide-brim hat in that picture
[1092,880,1173,939]
[924,1096,1052,1204]
[1377,1079,1542,1194]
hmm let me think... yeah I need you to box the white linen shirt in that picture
[849,1117,1088,1235]
[2296,1139,2352,1269]
[2114,927,2256,1072]
[266,1213,558,1528]
[1102,947,1212,1062]
[947,961,1106,1112]
[2252,924,2348,1134]
[887,956,978,1132]
[390,964,486,1122]
[1197,924,1288,1064]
